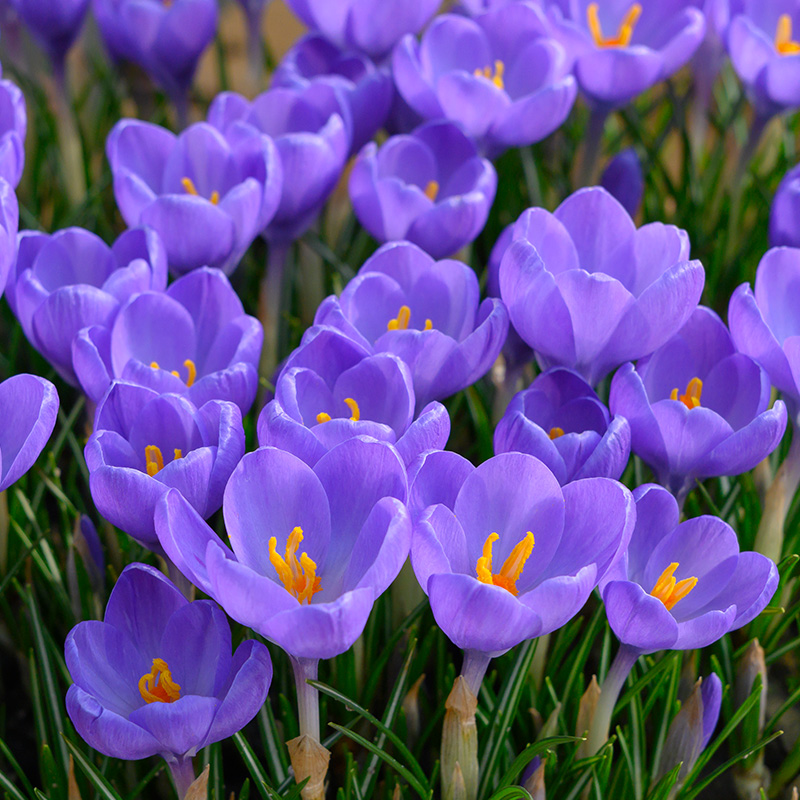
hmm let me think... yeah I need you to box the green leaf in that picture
[62,738,123,800]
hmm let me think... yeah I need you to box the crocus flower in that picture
[411,451,634,688]
[258,326,450,467]
[92,0,218,104]
[272,33,393,155]
[0,68,26,187]
[72,267,263,415]
[494,366,631,485]
[106,118,282,275]
[600,148,643,217]
[66,563,272,797]
[314,241,509,409]
[499,187,704,386]
[393,3,577,156]
[0,373,59,491]
[726,1,800,117]
[599,484,778,653]
[547,0,706,109]
[349,121,497,258]
[610,306,787,501]
[85,381,245,551]
[9,0,90,65]
[283,0,440,60]
[207,88,347,243]
[770,162,800,248]
[0,176,18,299]
[6,227,167,386]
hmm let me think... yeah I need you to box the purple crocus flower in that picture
[393,3,577,157]
[92,0,218,105]
[314,241,509,409]
[547,0,706,109]
[258,326,450,467]
[85,381,245,552]
[599,484,778,653]
[600,148,643,217]
[9,0,90,65]
[207,88,348,243]
[770,163,800,248]
[0,176,18,300]
[272,33,394,155]
[0,68,26,188]
[495,366,631,485]
[72,267,262,415]
[66,563,272,797]
[283,0,440,60]
[726,1,800,117]
[6,227,167,386]
[610,306,787,501]
[349,121,497,259]
[411,451,634,688]
[499,187,704,386]
[0,373,59,491]
[106,118,282,275]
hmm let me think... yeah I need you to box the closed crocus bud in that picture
[601,149,644,217]
[736,639,767,731]
[0,176,18,300]
[106,118,282,275]
[521,756,546,800]
[770,163,800,248]
[393,3,577,157]
[657,674,722,784]
[10,0,90,65]
[349,121,497,259]
[314,241,509,409]
[547,0,705,109]
[0,68,26,187]
[65,564,272,798]
[6,227,167,386]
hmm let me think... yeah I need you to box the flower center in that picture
[423,180,439,201]
[670,376,702,409]
[316,397,360,424]
[650,562,698,611]
[150,359,197,387]
[145,445,183,477]
[587,2,642,48]
[476,531,535,596]
[473,59,505,90]
[387,305,433,332]
[269,526,322,604]
[549,427,564,440]
[182,176,220,205]
[139,658,181,704]
[775,14,800,54]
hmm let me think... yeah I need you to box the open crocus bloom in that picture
[155,438,411,661]
[610,306,787,500]
[6,227,167,386]
[85,381,245,551]
[770,163,800,248]
[499,187,704,386]
[599,485,778,652]
[730,247,800,417]
[258,326,449,467]
[66,564,272,767]
[107,119,282,275]
[72,267,262,415]
[548,0,706,108]
[314,241,509,409]
[411,452,635,657]
[392,3,577,156]
[495,366,631,485]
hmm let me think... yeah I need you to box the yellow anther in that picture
[344,397,360,421]
[650,562,698,611]
[316,412,332,424]
[670,377,703,409]
[424,180,439,201]
[183,359,197,387]
[268,526,322,604]
[138,658,181,704]
[145,445,164,477]
[174,448,183,461]
[150,361,159,370]
[587,2,642,48]
[210,191,220,205]
[473,59,505,89]
[476,531,535,596]
[776,14,800,54]
[387,305,412,331]
[424,319,433,331]
[549,427,565,440]
[182,176,220,205]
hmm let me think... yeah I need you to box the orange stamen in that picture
[476,531,535,596]
[138,658,181,704]
[670,377,703,409]
[268,527,322,604]
[776,14,800,54]
[650,562,698,611]
[587,2,642,48]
